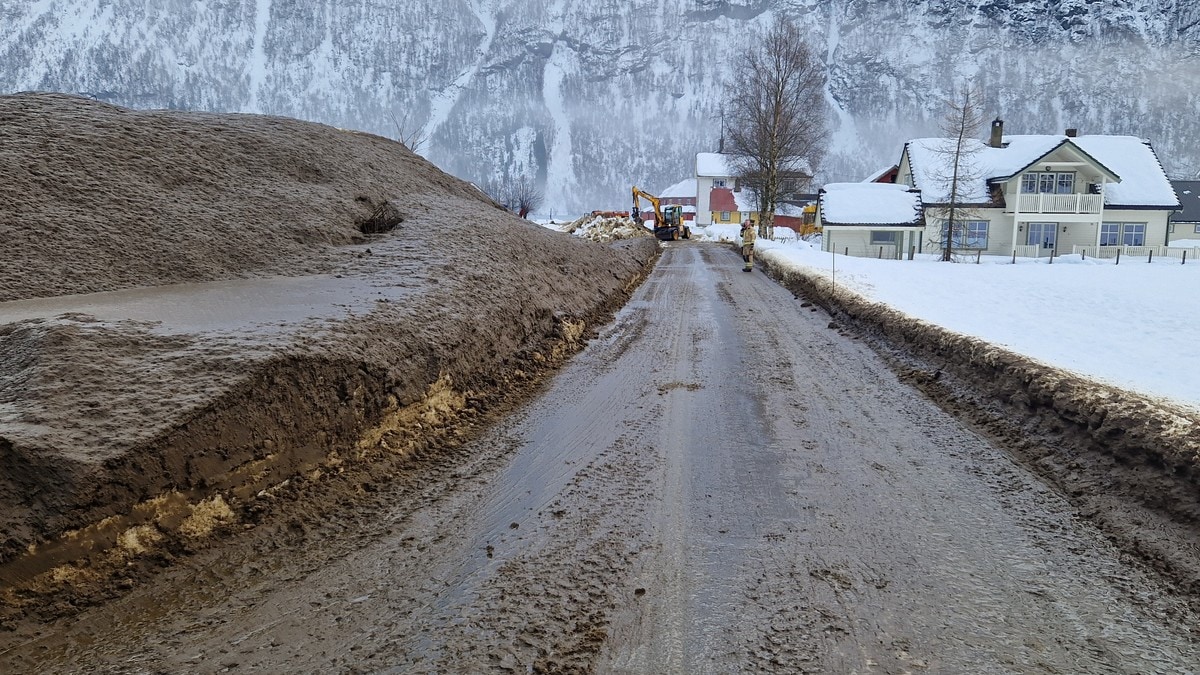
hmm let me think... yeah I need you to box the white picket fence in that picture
[1069,245,1199,262]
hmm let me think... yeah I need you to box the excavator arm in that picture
[631,186,663,226]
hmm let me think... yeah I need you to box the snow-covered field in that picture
[698,223,1200,412]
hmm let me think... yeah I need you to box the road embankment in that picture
[0,234,658,619]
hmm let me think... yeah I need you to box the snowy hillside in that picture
[3,0,1198,212]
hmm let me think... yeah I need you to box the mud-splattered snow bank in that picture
[763,258,1200,595]
[0,94,659,611]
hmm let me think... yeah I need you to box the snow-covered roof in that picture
[659,178,697,199]
[819,183,923,227]
[709,187,739,212]
[696,152,812,179]
[863,165,899,183]
[696,152,732,177]
[709,187,801,217]
[904,135,1178,208]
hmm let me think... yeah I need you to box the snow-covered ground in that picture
[697,223,1200,412]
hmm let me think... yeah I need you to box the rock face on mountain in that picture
[2,1,1198,211]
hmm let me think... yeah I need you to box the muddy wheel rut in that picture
[2,242,1198,673]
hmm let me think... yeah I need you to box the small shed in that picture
[818,183,925,258]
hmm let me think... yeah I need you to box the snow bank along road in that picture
[2,242,1197,672]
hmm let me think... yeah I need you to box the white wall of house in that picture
[823,227,923,259]
[1099,209,1171,247]
[1169,222,1200,244]
[920,208,1172,256]
[696,176,714,226]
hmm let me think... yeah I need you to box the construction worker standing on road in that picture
[740,219,756,272]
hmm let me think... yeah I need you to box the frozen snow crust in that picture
[760,256,1200,595]
[0,94,659,607]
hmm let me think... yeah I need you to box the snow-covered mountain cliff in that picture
[3,0,1198,213]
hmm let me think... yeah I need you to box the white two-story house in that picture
[695,152,733,227]
[893,120,1180,258]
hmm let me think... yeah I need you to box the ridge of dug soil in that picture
[0,93,661,618]
[0,92,484,301]
[763,258,1200,601]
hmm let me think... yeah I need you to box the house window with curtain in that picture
[1020,172,1075,194]
[870,230,898,245]
[1021,174,1038,193]
[1122,223,1146,246]
[1100,222,1119,245]
[941,220,989,249]
[1056,173,1075,193]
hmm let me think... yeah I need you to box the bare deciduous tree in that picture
[928,85,986,262]
[479,175,544,218]
[510,175,544,219]
[727,19,828,238]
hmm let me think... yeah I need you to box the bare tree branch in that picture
[389,109,428,154]
[726,19,829,238]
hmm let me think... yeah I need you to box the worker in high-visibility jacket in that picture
[740,219,756,272]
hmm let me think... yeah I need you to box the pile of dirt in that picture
[0,92,492,301]
[0,93,659,611]
[563,214,653,243]
[764,258,1200,597]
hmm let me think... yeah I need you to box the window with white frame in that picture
[1195,224,1200,234]
[720,211,730,221]
[1100,222,1120,246]
[1020,172,1075,194]
[870,230,899,245]
[1057,173,1075,193]
[713,179,727,188]
[1122,223,1146,246]
[941,220,988,249]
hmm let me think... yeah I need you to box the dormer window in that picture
[1021,171,1075,194]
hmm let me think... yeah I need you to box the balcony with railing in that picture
[1014,192,1103,214]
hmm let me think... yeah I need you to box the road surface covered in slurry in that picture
[2,242,1197,673]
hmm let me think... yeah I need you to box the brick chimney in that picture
[1065,128,1078,138]
[989,118,1004,147]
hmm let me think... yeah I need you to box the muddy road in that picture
[3,242,1198,673]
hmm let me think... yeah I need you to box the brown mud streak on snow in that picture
[764,258,1200,601]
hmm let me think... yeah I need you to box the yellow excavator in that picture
[631,186,691,241]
